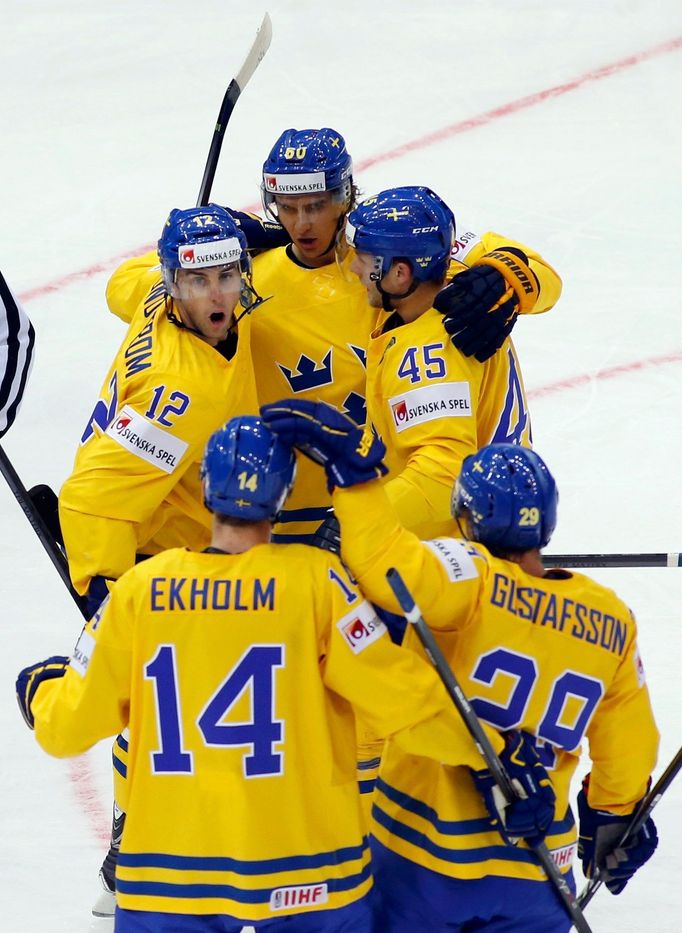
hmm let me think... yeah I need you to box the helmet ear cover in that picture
[451,444,558,553]
[201,417,297,523]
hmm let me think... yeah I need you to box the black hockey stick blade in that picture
[577,744,682,908]
[196,12,273,206]
[0,445,87,617]
[544,553,682,569]
[386,566,594,933]
[28,484,64,548]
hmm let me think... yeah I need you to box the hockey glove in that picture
[434,247,539,362]
[16,656,69,729]
[577,775,658,894]
[471,730,556,846]
[261,399,388,490]
[312,510,341,555]
[226,208,291,251]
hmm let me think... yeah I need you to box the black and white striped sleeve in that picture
[0,269,35,439]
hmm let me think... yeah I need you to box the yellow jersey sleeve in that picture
[106,251,165,324]
[32,590,133,757]
[334,482,484,632]
[448,228,562,315]
[585,619,659,813]
[320,554,501,766]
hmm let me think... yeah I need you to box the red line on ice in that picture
[68,756,111,845]
[527,351,682,399]
[18,35,682,306]
[356,35,682,171]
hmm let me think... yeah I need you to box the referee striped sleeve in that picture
[0,269,35,438]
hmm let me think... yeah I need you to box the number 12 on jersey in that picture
[144,644,285,778]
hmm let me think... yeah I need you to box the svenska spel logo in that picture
[265,175,278,189]
[114,416,131,433]
[343,618,369,643]
[179,247,195,264]
[391,400,408,425]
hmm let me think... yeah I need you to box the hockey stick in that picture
[0,444,86,617]
[544,553,682,569]
[386,566,594,933]
[577,744,682,908]
[196,12,273,206]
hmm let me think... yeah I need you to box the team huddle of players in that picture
[16,128,660,932]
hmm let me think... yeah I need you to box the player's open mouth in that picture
[298,238,316,249]
[210,312,226,324]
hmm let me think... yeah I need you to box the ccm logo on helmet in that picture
[412,226,439,234]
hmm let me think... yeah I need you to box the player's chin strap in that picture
[320,211,351,261]
[232,280,271,329]
[376,277,420,313]
[164,296,204,338]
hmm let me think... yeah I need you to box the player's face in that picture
[173,265,242,346]
[350,251,385,308]
[274,192,345,267]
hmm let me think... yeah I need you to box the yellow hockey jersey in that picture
[366,309,531,540]
[29,545,498,921]
[60,256,257,593]
[334,483,660,883]
[249,247,379,542]
[247,231,559,542]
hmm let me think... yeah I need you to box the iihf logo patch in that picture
[269,883,328,911]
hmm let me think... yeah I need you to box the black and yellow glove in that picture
[435,247,540,362]
[16,656,69,729]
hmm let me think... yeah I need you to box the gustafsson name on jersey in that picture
[105,405,189,474]
[389,382,472,433]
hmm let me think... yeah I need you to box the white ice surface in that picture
[0,1,680,930]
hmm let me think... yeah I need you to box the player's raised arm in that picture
[260,397,482,630]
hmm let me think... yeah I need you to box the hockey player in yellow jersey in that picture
[255,168,559,819]
[58,204,259,915]
[60,205,258,612]
[344,185,538,541]
[260,403,661,932]
[14,416,532,933]
[102,130,561,545]
[246,128,562,542]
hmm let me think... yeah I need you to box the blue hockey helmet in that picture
[158,204,250,293]
[345,186,456,284]
[201,416,296,522]
[261,127,353,218]
[452,444,558,552]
